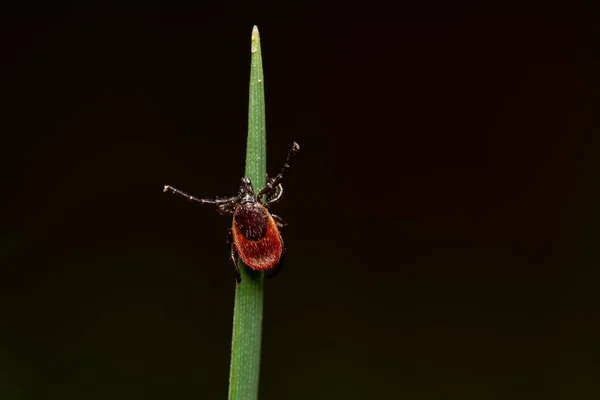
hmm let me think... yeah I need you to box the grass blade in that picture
[228,25,266,400]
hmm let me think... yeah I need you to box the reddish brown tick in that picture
[164,142,300,283]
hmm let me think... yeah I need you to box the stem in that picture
[228,25,266,400]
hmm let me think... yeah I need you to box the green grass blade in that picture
[228,25,265,400]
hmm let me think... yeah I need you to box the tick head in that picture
[238,177,256,204]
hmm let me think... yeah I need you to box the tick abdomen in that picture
[232,203,282,271]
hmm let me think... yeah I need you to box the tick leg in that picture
[265,181,283,207]
[230,245,241,284]
[266,236,286,279]
[226,228,242,284]
[217,203,236,215]
[257,142,300,198]
[164,185,238,206]
[270,214,288,229]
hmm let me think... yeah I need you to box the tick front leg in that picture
[164,185,238,206]
[226,228,241,284]
[257,142,300,199]
[264,180,283,207]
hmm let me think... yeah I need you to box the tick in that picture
[164,142,300,283]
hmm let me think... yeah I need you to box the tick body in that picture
[232,201,282,271]
[164,142,300,283]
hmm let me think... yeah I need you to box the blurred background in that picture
[1,3,598,399]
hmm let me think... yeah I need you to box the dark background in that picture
[1,3,599,399]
